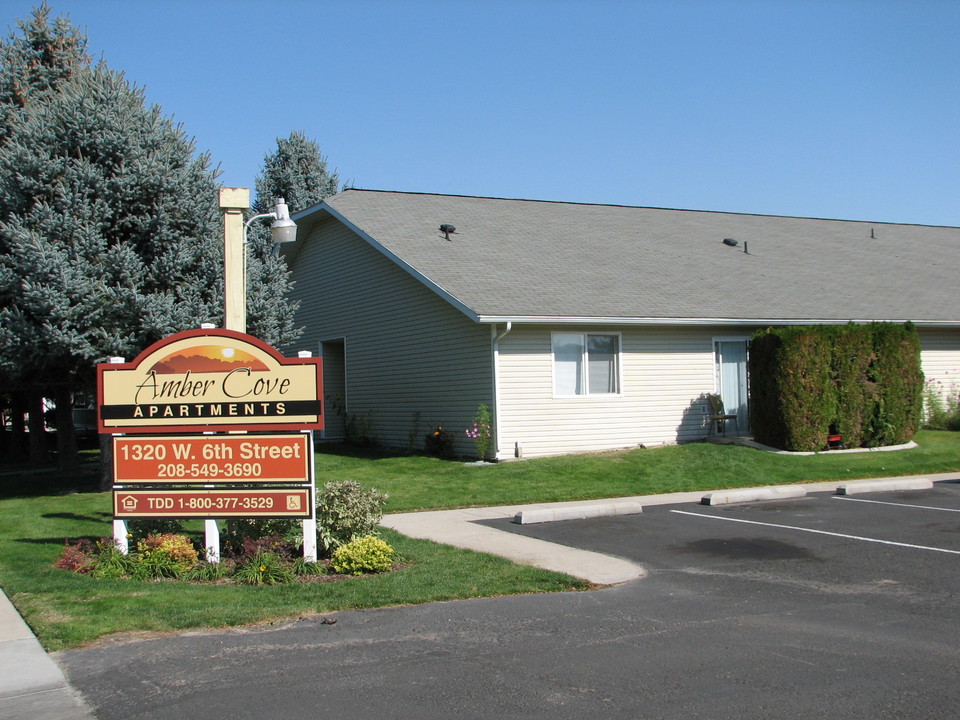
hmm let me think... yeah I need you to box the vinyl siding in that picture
[496,325,743,458]
[919,328,960,413]
[286,218,493,454]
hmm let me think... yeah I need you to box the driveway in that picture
[59,482,960,719]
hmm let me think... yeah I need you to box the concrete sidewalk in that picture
[0,590,96,720]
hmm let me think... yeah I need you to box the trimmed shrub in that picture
[779,328,835,452]
[331,536,395,575]
[54,539,96,574]
[829,324,874,448]
[131,533,199,580]
[747,330,786,448]
[749,323,923,452]
[867,323,924,446]
[749,327,834,451]
[316,480,388,554]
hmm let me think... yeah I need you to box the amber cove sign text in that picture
[97,328,323,433]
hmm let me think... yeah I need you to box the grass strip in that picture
[324,430,960,512]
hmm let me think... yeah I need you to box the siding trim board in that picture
[476,316,960,327]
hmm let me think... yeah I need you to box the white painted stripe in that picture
[670,510,960,556]
[832,496,960,513]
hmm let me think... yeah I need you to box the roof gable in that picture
[297,189,960,325]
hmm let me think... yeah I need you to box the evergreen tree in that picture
[0,2,88,143]
[245,131,341,347]
[0,62,224,373]
[253,130,340,215]
[0,3,89,464]
[0,61,226,469]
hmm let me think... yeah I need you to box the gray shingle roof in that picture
[304,189,960,324]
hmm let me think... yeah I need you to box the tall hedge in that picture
[868,323,924,446]
[748,328,835,451]
[829,325,874,448]
[748,323,923,452]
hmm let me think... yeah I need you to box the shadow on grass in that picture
[0,458,101,500]
[315,441,423,460]
[42,511,113,522]
[15,535,102,545]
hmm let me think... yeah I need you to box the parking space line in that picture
[831,496,960,513]
[670,510,960,556]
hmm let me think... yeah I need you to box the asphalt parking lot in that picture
[490,481,960,604]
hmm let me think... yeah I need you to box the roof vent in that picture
[440,223,456,240]
[722,237,738,247]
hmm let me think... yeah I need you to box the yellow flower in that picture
[259,565,266,572]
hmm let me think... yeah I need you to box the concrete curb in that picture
[382,505,647,585]
[514,501,643,525]
[701,486,808,506]
[838,477,934,495]
[710,437,919,456]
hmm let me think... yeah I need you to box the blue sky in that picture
[3,0,959,226]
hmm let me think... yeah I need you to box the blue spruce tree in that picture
[0,7,297,471]
[246,131,342,348]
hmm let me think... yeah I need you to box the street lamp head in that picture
[270,197,297,245]
[244,197,298,246]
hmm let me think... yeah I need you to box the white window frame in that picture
[552,331,623,397]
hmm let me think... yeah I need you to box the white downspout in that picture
[492,321,513,460]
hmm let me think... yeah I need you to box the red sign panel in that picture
[113,488,313,518]
[113,434,310,484]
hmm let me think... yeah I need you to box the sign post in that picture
[99,328,323,561]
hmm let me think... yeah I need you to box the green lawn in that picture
[2,430,958,651]
[326,430,960,512]
[0,487,585,650]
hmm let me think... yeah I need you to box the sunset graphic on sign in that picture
[149,345,269,374]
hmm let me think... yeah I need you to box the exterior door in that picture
[715,339,749,434]
[320,339,346,441]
